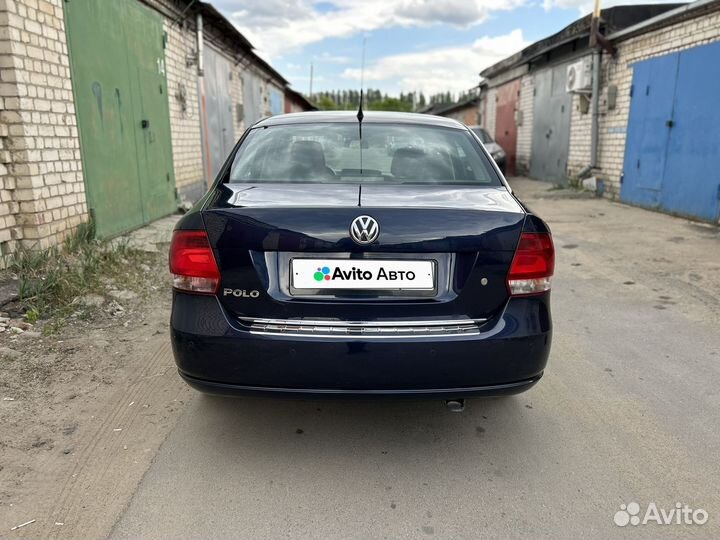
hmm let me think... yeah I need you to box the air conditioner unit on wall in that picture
[566,58,592,93]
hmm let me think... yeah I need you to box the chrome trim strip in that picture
[236,317,488,339]
[246,331,480,339]
[237,317,488,327]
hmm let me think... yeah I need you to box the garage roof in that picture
[480,4,684,79]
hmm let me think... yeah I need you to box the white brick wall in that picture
[230,65,244,135]
[597,10,720,199]
[516,74,534,175]
[485,87,497,141]
[164,18,204,201]
[567,91,592,178]
[0,0,86,253]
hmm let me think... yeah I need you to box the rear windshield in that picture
[228,123,500,186]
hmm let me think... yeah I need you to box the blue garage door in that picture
[621,41,720,222]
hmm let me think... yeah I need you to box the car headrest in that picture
[290,140,327,169]
[390,147,426,178]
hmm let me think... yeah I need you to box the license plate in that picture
[291,259,435,290]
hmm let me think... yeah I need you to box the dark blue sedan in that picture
[169,112,554,404]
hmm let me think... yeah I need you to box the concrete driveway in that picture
[110,178,720,540]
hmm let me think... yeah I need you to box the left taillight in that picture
[169,230,220,294]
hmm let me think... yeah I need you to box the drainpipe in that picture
[590,49,601,169]
[196,13,204,76]
[197,13,211,183]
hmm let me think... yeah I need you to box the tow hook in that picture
[445,399,465,412]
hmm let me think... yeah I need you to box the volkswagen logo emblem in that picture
[350,215,380,245]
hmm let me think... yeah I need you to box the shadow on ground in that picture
[183,392,539,469]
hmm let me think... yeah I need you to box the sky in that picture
[212,0,681,96]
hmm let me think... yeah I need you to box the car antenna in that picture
[357,37,366,173]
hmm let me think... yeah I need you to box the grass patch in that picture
[9,222,156,321]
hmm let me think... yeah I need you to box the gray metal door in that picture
[242,71,263,126]
[530,64,572,183]
[201,46,235,182]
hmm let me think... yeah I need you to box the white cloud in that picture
[217,0,528,57]
[341,29,528,94]
[316,52,353,64]
[394,0,525,27]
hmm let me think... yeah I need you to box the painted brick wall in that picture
[597,10,720,199]
[0,0,86,254]
[515,75,534,175]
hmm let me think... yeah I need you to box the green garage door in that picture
[65,0,177,238]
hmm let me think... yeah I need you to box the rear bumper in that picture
[179,372,542,398]
[170,293,552,397]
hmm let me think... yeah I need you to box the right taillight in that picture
[507,232,555,296]
[169,230,220,294]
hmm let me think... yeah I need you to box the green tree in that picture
[317,95,338,110]
[369,97,412,112]
[313,88,464,112]
[417,92,426,109]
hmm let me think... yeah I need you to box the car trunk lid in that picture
[203,183,525,321]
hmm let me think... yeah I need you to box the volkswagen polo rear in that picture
[170,112,553,398]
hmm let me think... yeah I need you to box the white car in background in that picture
[469,126,507,173]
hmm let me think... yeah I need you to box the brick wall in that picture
[597,10,720,199]
[478,93,486,128]
[164,17,204,203]
[158,0,248,202]
[0,0,289,262]
[230,62,244,136]
[0,0,86,254]
[516,75,533,175]
[485,87,497,142]
[0,116,18,259]
[443,103,479,126]
[567,91,592,178]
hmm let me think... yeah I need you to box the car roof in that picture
[253,111,467,130]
